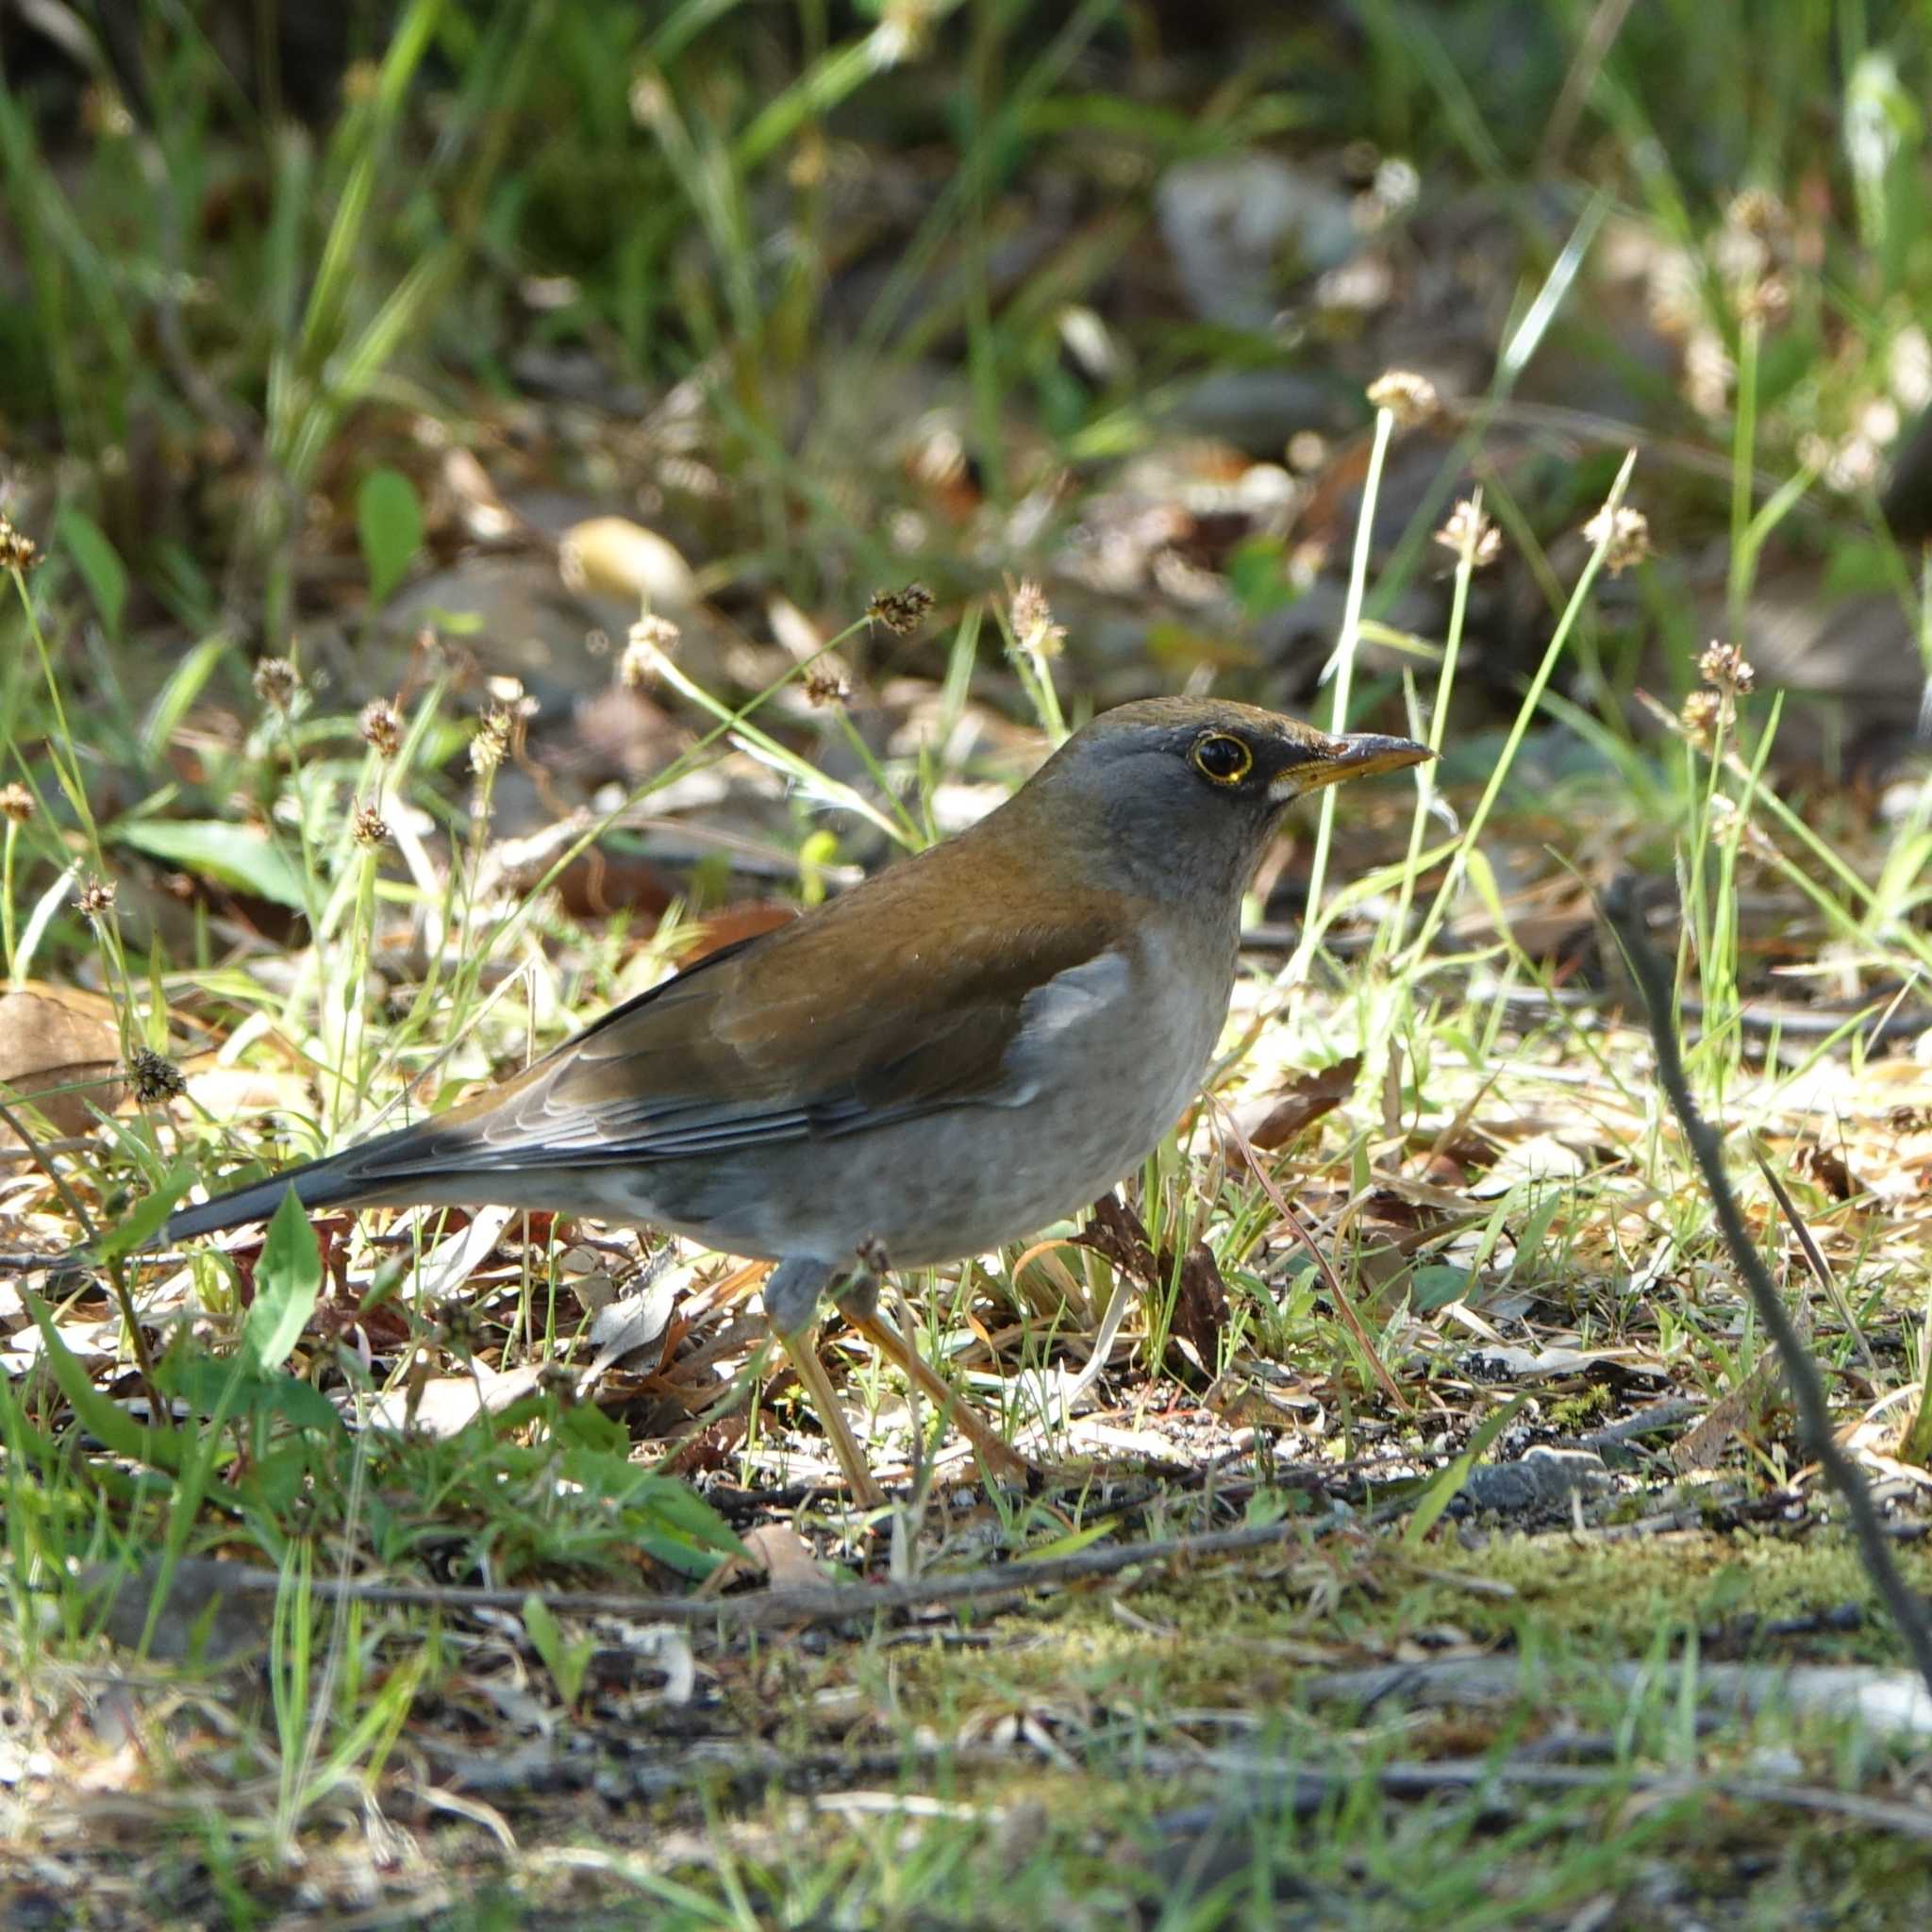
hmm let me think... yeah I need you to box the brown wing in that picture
[371,834,1131,1178]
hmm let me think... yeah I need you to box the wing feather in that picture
[371,849,1140,1177]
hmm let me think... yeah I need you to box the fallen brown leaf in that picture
[0,984,125,1142]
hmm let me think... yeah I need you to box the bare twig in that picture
[1603,874,1932,1697]
[1752,1141,1874,1368]
[95,1519,1324,1636]
[1142,1748,1932,1841]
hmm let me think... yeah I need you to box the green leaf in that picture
[57,507,128,639]
[110,819,307,908]
[93,1165,197,1263]
[357,467,424,606]
[164,1354,344,1436]
[1019,1517,1116,1563]
[140,635,234,768]
[1506,1190,1565,1288]
[522,1592,593,1708]
[1402,1393,1529,1552]
[1410,1264,1473,1313]
[244,1189,322,1373]
[632,1476,744,1557]
[22,1288,181,1470]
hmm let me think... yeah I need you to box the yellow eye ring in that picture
[1191,732,1253,785]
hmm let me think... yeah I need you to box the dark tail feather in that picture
[163,1122,425,1243]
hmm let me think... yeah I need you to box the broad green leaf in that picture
[357,467,425,606]
[1410,1264,1474,1313]
[110,819,307,908]
[244,1189,322,1372]
[633,1475,744,1557]
[164,1353,344,1436]
[56,507,128,638]
[23,1288,182,1470]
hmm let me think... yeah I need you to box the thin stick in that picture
[1603,874,1932,1698]
[1752,1141,1874,1370]
[96,1519,1311,1634]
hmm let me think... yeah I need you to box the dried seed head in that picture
[75,874,116,920]
[1581,502,1652,575]
[1365,369,1440,426]
[1724,187,1788,238]
[252,657,300,708]
[803,667,851,708]
[1008,577,1067,659]
[1433,499,1502,570]
[619,612,681,689]
[351,801,391,847]
[1736,272,1791,328]
[1697,641,1757,695]
[628,68,672,130]
[80,83,135,139]
[129,1046,186,1104]
[470,705,513,777]
[1680,688,1727,748]
[0,782,34,824]
[0,517,40,573]
[358,698,403,758]
[865,581,935,637]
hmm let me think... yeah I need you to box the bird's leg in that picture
[763,1257,884,1508]
[834,1244,1031,1484]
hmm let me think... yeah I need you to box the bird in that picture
[163,697,1430,1502]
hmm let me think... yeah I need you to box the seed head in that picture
[1581,502,1652,576]
[75,874,117,920]
[1738,275,1791,328]
[351,802,391,847]
[619,613,680,689]
[1724,187,1788,238]
[803,667,851,708]
[865,581,935,638]
[0,782,34,824]
[1008,578,1067,658]
[1433,499,1502,570]
[0,517,40,573]
[129,1047,186,1104]
[1697,641,1756,695]
[252,657,300,709]
[358,698,403,758]
[1680,689,1727,748]
[470,706,513,777]
[1365,369,1440,427]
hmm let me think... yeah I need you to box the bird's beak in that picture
[1272,732,1434,800]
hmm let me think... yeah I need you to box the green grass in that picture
[4,0,1932,1923]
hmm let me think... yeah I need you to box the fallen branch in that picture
[92,1517,1323,1638]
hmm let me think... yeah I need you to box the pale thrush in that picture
[165,698,1430,1498]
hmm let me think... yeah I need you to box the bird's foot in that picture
[763,1257,884,1507]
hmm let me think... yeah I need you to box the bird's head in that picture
[1016,696,1432,906]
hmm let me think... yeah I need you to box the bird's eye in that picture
[1191,732,1253,785]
